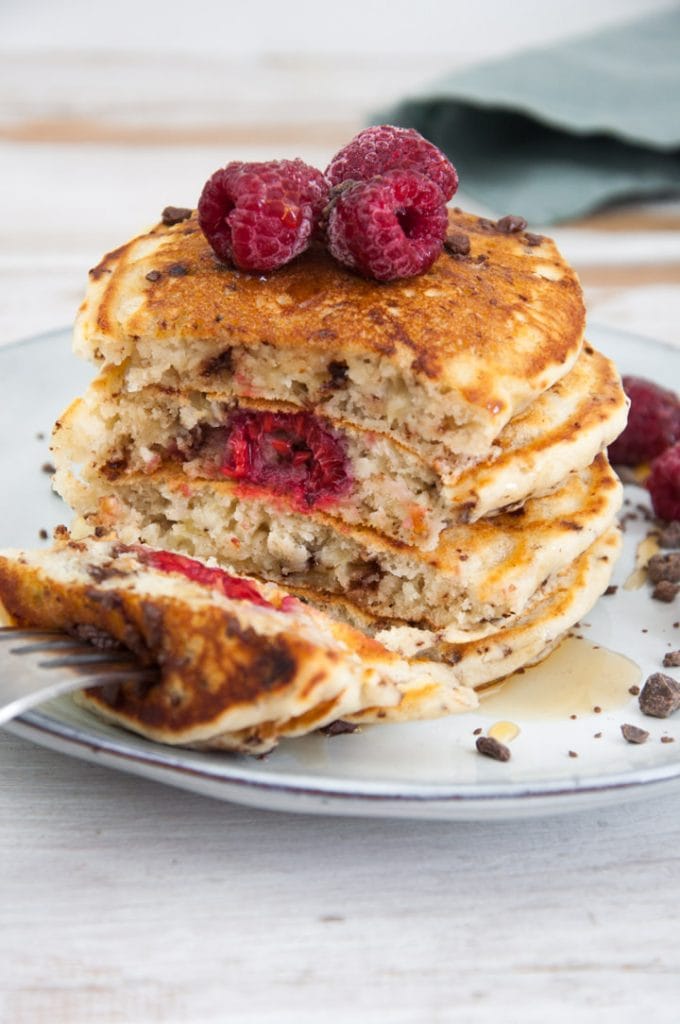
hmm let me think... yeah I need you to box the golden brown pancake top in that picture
[81,209,585,418]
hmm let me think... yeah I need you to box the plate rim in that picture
[7,705,680,810]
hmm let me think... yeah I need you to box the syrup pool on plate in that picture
[477,635,642,720]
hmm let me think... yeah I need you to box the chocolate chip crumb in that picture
[629,684,641,696]
[161,206,192,226]
[35,431,45,441]
[524,232,544,247]
[568,750,578,758]
[594,732,602,738]
[476,736,510,761]
[496,214,527,233]
[604,585,618,596]
[621,723,649,744]
[473,727,482,735]
[661,735,675,743]
[69,622,124,651]
[167,262,189,277]
[639,672,680,718]
[320,720,357,737]
[569,714,577,720]
[326,359,349,389]
[659,521,680,549]
[653,580,679,602]
[38,528,48,540]
[593,706,602,714]
[444,232,470,256]
[41,461,55,475]
[145,270,162,282]
[201,348,234,377]
[648,552,680,584]
[663,650,680,668]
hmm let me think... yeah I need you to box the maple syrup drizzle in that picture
[477,635,641,720]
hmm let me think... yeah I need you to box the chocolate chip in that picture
[320,720,358,736]
[349,559,383,591]
[653,580,679,602]
[101,456,128,481]
[496,214,527,234]
[648,552,680,583]
[327,360,349,388]
[444,232,470,256]
[201,348,234,377]
[604,584,618,596]
[639,672,680,718]
[161,206,192,226]
[167,262,189,277]
[69,622,124,651]
[145,270,162,282]
[663,650,680,668]
[524,232,544,247]
[621,723,649,744]
[659,521,680,549]
[41,461,55,475]
[476,736,511,762]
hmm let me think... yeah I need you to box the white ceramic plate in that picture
[2,325,679,820]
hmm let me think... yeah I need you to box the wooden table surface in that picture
[2,14,680,1023]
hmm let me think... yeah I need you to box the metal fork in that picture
[0,626,158,726]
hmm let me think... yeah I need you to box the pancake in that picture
[292,528,622,705]
[0,535,476,754]
[56,454,622,633]
[74,208,585,458]
[52,341,627,551]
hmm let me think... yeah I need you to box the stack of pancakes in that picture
[52,208,627,707]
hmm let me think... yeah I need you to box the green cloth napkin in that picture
[376,8,680,223]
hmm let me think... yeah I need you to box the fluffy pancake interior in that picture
[74,209,585,458]
[55,454,622,632]
[52,344,626,554]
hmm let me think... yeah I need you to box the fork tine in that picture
[0,627,66,642]
[0,626,159,725]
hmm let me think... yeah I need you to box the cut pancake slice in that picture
[52,343,627,551]
[295,528,622,714]
[74,209,584,458]
[56,454,623,633]
[0,535,476,755]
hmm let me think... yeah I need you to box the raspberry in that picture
[608,376,680,466]
[648,443,680,522]
[219,411,351,509]
[326,125,458,202]
[198,159,328,272]
[137,548,273,608]
[325,169,448,282]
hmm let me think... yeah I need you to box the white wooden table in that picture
[2,7,680,1020]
